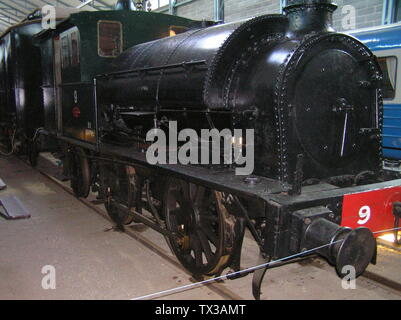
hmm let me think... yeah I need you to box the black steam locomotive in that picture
[1,0,400,299]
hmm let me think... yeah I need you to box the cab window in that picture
[70,29,80,67]
[61,34,70,69]
[60,27,80,69]
[98,21,123,58]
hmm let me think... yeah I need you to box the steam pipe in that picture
[115,0,136,10]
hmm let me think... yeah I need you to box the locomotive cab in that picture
[34,8,206,196]
[35,9,202,149]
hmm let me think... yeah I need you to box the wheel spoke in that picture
[169,212,179,230]
[200,192,214,211]
[102,164,135,225]
[179,180,191,202]
[172,190,190,211]
[201,225,218,246]
[194,186,206,207]
[197,230,213,262]
[191,235,204,266]
[201,213,218,222]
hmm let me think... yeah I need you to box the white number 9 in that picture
[358,206,371,225]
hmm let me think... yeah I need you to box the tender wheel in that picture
[69,148,91,198]
[101,164,137,226]
[164,178,239,276]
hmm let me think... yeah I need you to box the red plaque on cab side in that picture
[72,106,81,118]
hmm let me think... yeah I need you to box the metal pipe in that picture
[384,0,394,25]
[0,12,19,23]
[0,18,11,27]
[213,0,224,22]
[168,0,176,15]
[0,1,31,17]
[0,16,12,25]
[284,0,337,36]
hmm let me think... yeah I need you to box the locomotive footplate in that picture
[97,143,401,298]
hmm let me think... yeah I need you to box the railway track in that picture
[33,157,244,300]
[378,239,401,253]
[19,154,401,300]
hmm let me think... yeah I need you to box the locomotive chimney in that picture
[115,0,136,10]
[283,0,338,37]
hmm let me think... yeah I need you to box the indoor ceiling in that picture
[0,0,120,33]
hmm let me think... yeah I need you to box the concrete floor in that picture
[0,156,222,300]
[1,155,401,300]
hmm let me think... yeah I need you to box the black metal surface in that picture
[98,143,401,204]
[284,0,337,36]
[252,254,270,300]
[303,218,376,277]
[335,228,377,277]
[98,1,382,185]
[61,82,97,144]
[0,22,44,141]
[69,148,91,198]
[97,15,288,110]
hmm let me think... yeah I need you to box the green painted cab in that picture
[36,9,203,147]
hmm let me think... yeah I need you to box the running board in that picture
[0,196,30,220]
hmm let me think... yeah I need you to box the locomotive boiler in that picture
[98,0,382,184]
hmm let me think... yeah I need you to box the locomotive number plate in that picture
[342,186,401,236]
